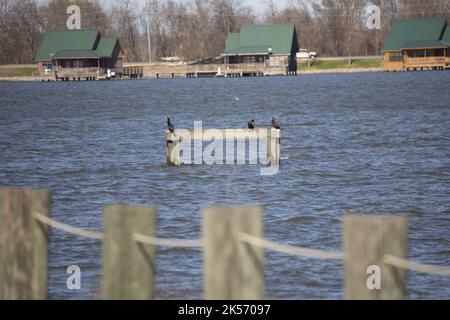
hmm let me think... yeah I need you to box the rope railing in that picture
[33,212,450,277]
[33,212,202,248]
[132,233,203,248]
[33,212,104,240]
[383,254,450,277]
[239,233,345,260]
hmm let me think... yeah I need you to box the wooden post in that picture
[102,205,156,300]
[272,129,281,165]
[0,188,51,300]
[203,205,265,300]
[166,132,181,166]
[267,129,281,166]
[343,214,408,300]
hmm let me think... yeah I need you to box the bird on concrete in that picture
[248,119,256,130]
[167,117,175,133]
[272,117,281,130]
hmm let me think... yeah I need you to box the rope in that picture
[239,233,344,260]
[383,254,450,277]
[34,212,104,240]
[32,213,450,277]
[133,233,203,248]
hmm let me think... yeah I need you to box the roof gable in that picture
[442,26,450,46]
[36,29,100,61]
[383,19,446,51]
[226,33,240,52]
[95,37,119,58]
[225,24,296,55]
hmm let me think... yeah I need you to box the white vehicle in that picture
[161,56,183,62]
[297,49,318,59]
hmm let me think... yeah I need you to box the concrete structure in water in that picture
[165,128,282,167]
[35,29,123,81]
[383,19,450,71]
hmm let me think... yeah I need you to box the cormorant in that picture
[272,117,281,130]
[167,118,175,133]
[248,119,256,130]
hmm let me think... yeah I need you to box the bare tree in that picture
[41,0,109,32]
[110,0,141,62]
[0,0,42,64]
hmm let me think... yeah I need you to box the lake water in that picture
[0,71,449,300]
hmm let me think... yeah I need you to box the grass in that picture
[0,67,37,77]
[298,58,382,71]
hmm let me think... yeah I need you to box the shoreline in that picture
[298,67,382,74]
[0,68,384,82]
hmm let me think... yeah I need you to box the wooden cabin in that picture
[35,29,123,80]
[383,19,450,71]
[222,24,299,75]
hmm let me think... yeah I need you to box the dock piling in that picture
[102,205,156,300]
[165,132,182,166]
[203,205,265,300]
[343,214,408,300]
[0,188,51,300]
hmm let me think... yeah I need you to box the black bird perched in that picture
[167,117,175,133]
[248,119,256,130]
[272,117,281,130]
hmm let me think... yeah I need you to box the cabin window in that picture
[411,50,425,58]
[43,64,53,70]
[244,56,256,64]
[389,52,403,62]
[434,49,445,57]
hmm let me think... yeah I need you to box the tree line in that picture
[0,0,449,64]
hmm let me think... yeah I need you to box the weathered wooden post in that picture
[267,129,281,166]
[102,205,157,300]
[0,188,51,300]
[343,214,408,300]
[165,131,181,166]
[203,205,265,300]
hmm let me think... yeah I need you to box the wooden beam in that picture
[169,128,277,141]
[203,205,265,300]
[343,214,408,300]
[102,205,156,300]
[0,188,51,300]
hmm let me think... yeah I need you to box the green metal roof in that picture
[226,45,272,55]
[36,29,99,61]
[383,19,446,51]
[226,33,240,52]
[52,49,99,59]
[225,24,296,55]
[95,37,118,58]
[401,40,447,49]
[442,27,450,46]
[36,29,119,61]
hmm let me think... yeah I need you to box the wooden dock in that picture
[127,62,292,79]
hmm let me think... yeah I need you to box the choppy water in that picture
[0,71,449,300]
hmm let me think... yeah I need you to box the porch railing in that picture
[57,67,103,77]
[405,56,446,66]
